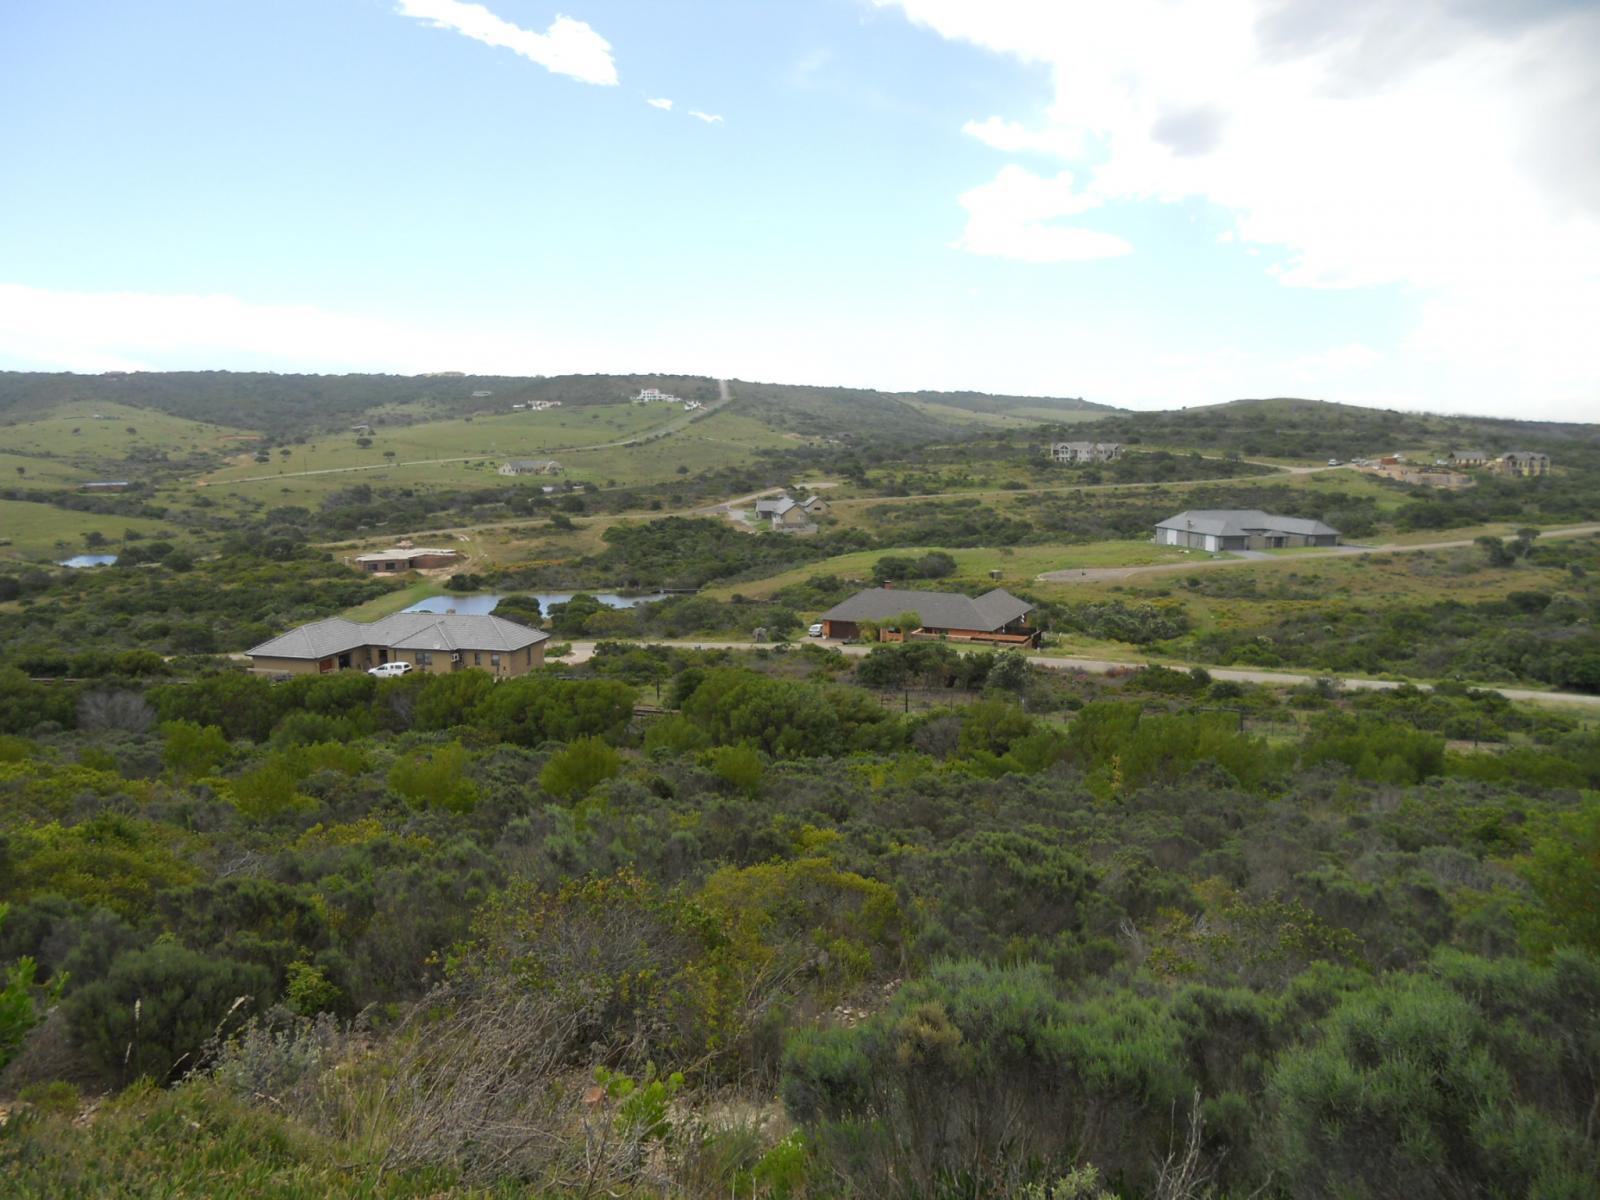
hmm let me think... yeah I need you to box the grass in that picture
[705,540,1203,600]
[341,579,439,620]
[0,452,94,489]
[202,404,685,483]
[0,499,179,560]
[0,400,249,463]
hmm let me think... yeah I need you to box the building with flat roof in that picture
[352,547,460,573]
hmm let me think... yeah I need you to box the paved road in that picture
[1038,522,1600,584]
[553,638,1600,710]
[201,380,734,486]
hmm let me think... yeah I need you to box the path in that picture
[553,638,1600,710]
[1037,522,1600,584]
[199,380,735,486]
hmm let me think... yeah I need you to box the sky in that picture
[2,0,1597,419]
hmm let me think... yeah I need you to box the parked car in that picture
[808,623,824,637]
[1328,458,1342,466]
[368,661,413,677]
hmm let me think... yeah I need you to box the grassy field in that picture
[0,400,250,464]
[0,450,94,488]
[0,498,180,560]
[202,403,685,482]
[706,540,1206,600]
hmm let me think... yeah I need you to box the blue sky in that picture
[2,1,1596,418]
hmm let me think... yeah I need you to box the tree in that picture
[540,735,622,799]
[389,741,479,813]
[160,720,230,780]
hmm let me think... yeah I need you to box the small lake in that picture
[402,591,674,615]
[58,554,118,568]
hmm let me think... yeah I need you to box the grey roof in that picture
[1447,449,1487,458]
[504,458,559,470]
[1053,440,1120,451]
[1156,509,1339,538]
[820,587,1033,632]
[1502,450,1547,460]
[248,613,547,660]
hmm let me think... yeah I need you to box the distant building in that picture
[248,613,547,677]
[352,547,460,574]
[818,587,1038,647]
[1495,451,1550,477]
[752,494,828,531]
[471,390,494,398]
[1446,450,1489,467]
[527,400,562,411]
[635,388,678,404]
[498,459,562,476]
[79,480,131,492]
[1050,441,1123,464]
[1155,509,1340,552]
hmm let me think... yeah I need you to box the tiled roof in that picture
[820,587,1033,632]
[247,613,547,660]
[1155,509,1339,538]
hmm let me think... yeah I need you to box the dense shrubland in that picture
[0,641,1596,1196]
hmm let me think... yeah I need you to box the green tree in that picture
[388,741,479,813]
[160,720,230,781]
[540,735,622,799]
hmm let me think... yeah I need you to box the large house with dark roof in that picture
[818,587,1038,646]
[1155,510,1340,552]
[247,613,548,677]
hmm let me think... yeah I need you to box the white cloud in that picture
[879,0,1600,404]
[951,166,1131,262]
[645,96,673,110]
[396,0,617,86]
[0,283,540,376]
[688,110,724,124]
[962,116,1080,159]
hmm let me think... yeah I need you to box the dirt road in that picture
[1037,522,1600,584]
[554,638,1600,710]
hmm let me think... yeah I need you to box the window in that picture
[417,652,432,667]
[474,652,481,665]
[490,654,501,670]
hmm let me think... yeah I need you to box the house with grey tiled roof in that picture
[818,586,1038,646]
[1155,510,1340,552]
[247,613,548,677]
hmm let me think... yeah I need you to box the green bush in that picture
[64,943,271,1083]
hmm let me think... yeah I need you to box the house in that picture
[800,495,829,516]
[527,400,561,411]
[352,547,460,573]
[818,587,1038,646]
[1050,441,1123,465]
[471,390,494,398]
[247,613,548,677]
[753,496,813,530]
[79,480,131,492]
[635,388,678,404]
[1155,510,1340,551]
[1446,450,1489,467]
[683,399,704,411]
[498,459,562,476]
[1495,451,1550,477]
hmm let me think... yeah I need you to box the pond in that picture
[402,591,675,615]
[58,554,119,568]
